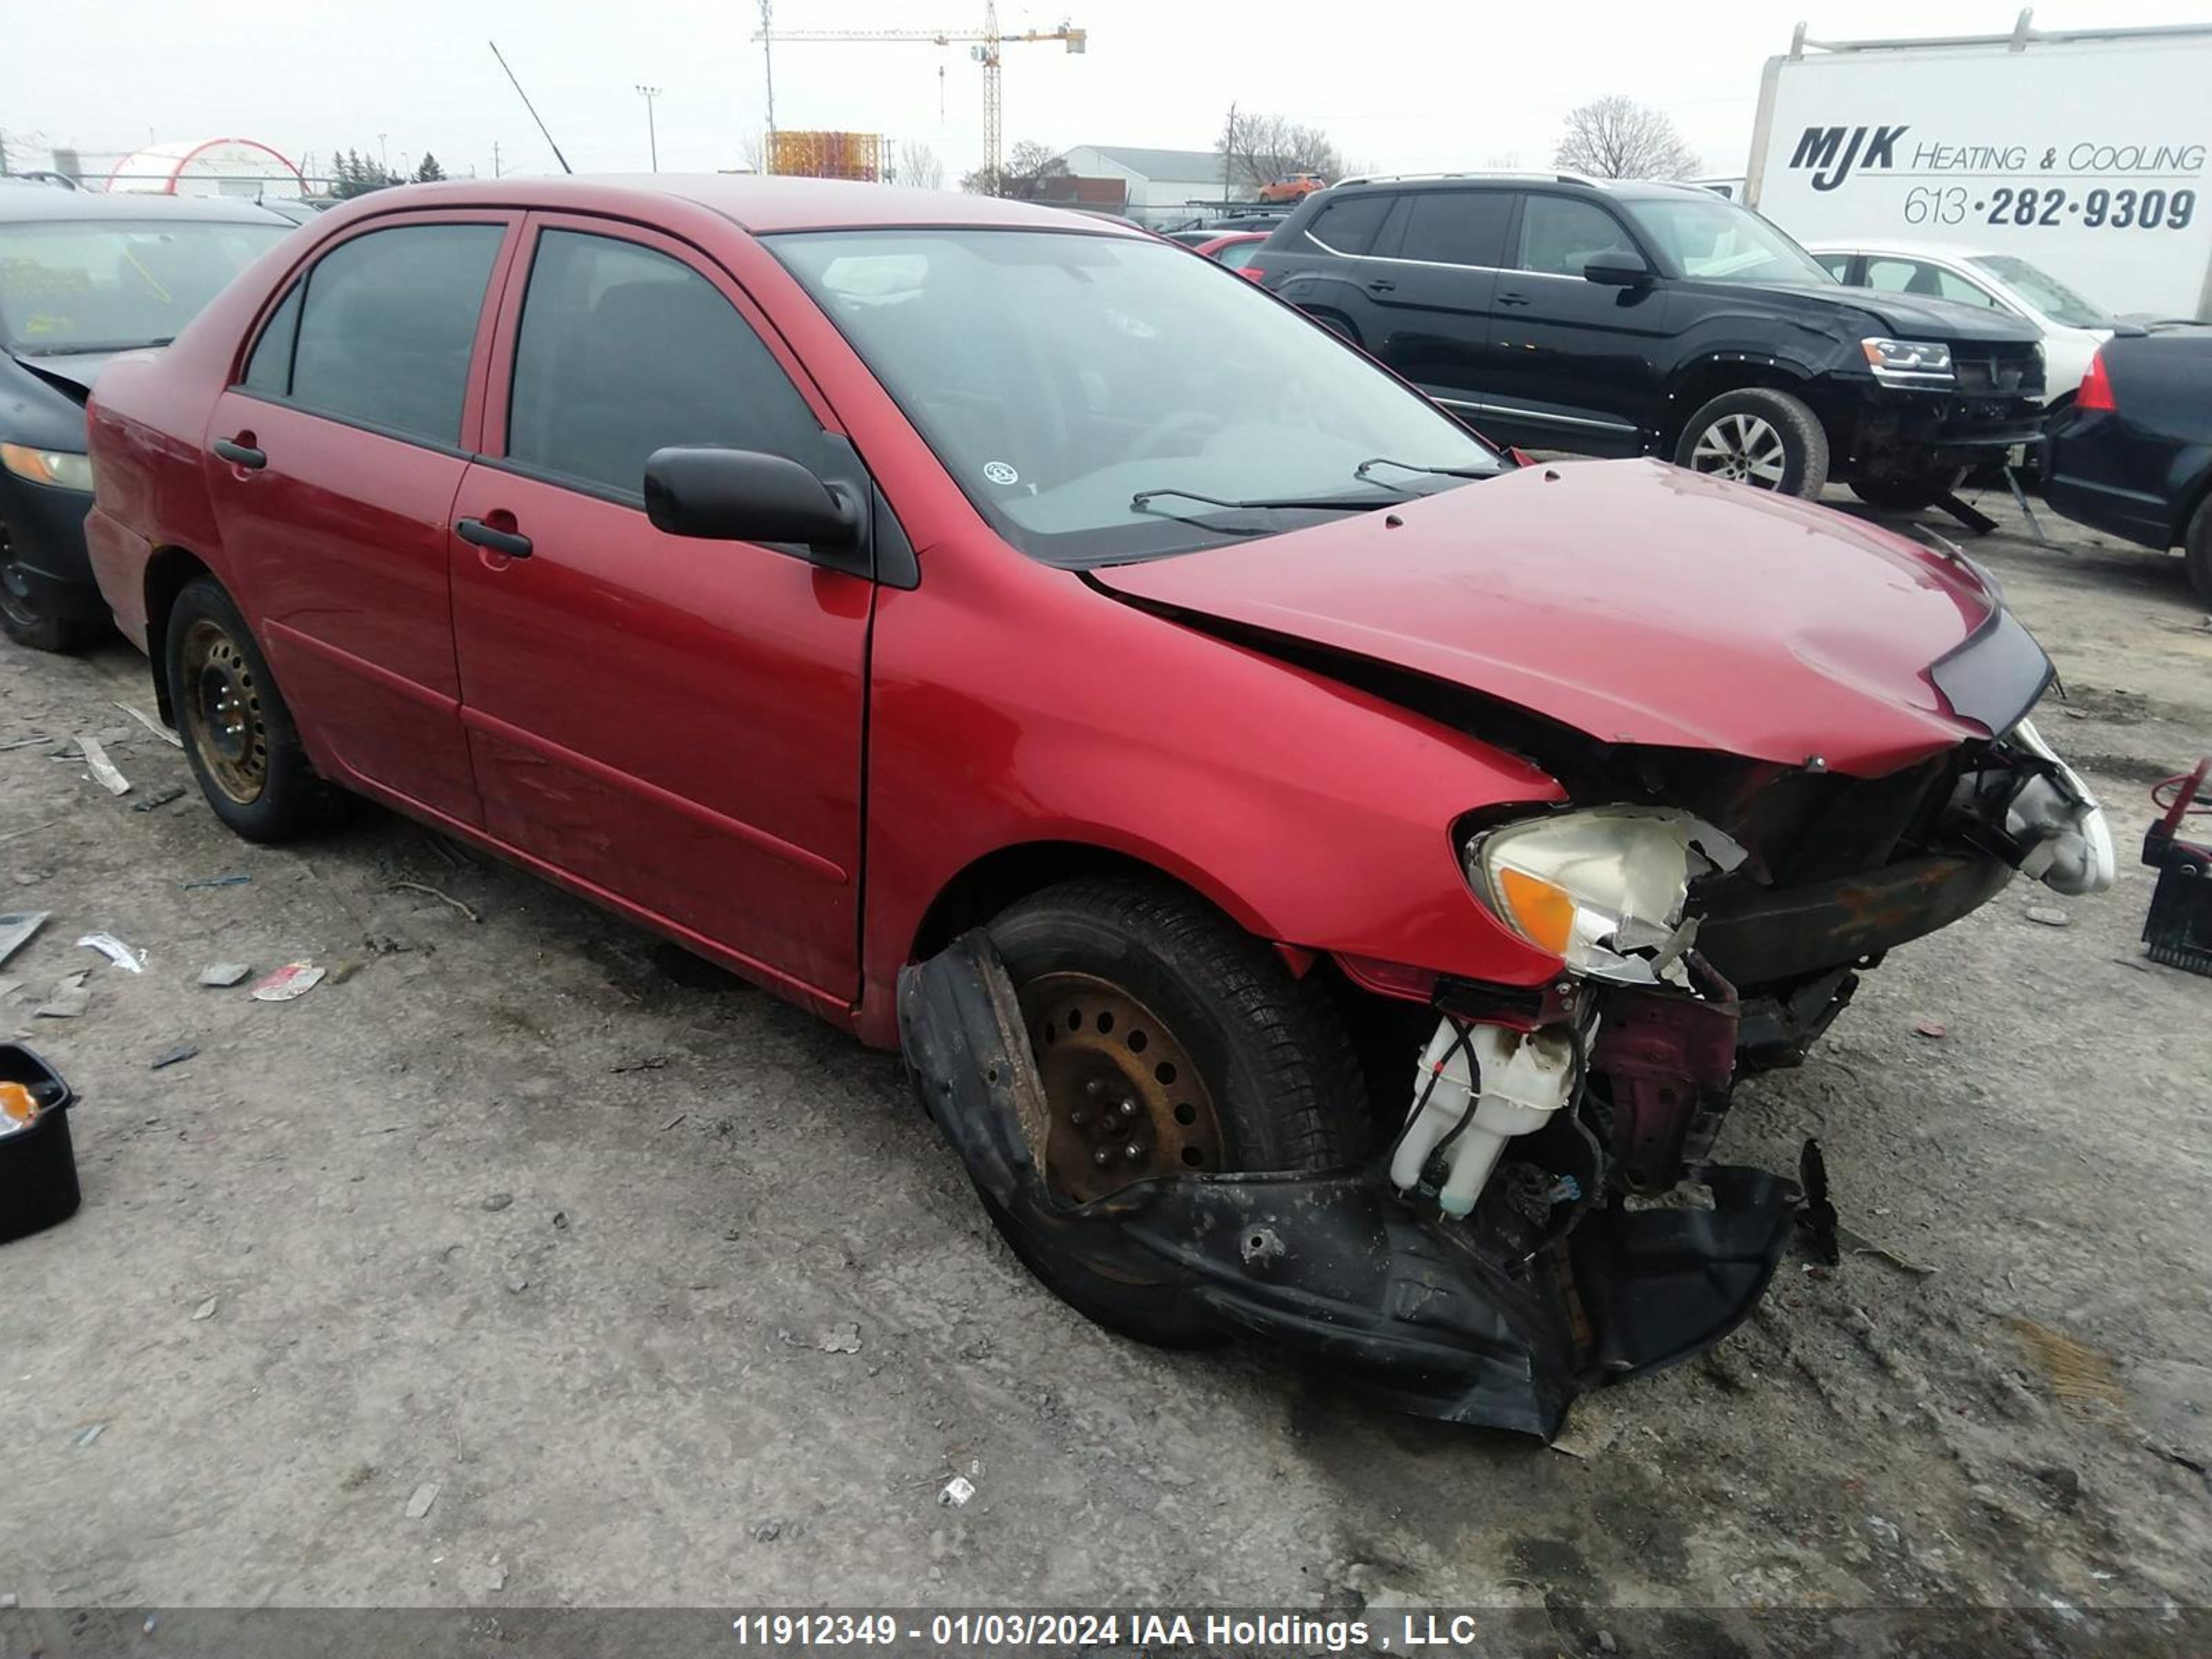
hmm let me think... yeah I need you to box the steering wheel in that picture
[1130,411,1224,462]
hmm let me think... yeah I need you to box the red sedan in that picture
[84,176,2110,1434]
[1190,229,1270,272]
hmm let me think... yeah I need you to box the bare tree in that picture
[960,139,1069,198]
[739,129,769,174]
[1217,110,1343,196]
[1553,95,1699,180]
[897,140,946,191]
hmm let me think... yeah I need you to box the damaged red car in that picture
[82,178,2113,1436]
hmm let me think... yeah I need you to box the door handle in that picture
[1497,291,1533,307]
[1365,277,1396,293]
[456,517,533,559]
[212,436,265,469]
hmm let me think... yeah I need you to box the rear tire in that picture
[1674,387,1830,498]
[2186,497,2212,607]
[982,875,1368,1347]
[165,576,329,842]
[1849,466,1969,513]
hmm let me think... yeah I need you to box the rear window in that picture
[1304,194,1395,256]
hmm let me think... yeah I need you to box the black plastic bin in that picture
[1,1042,80,1244]
[2142,759,2212,980]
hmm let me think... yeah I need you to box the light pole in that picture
[635,84,661,172]
[377,132,389,176]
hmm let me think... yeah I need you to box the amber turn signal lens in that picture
[1497,866,1575,957]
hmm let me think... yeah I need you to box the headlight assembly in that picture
[0,444,94,492]
[1465,806,1746,984]
[1859,337,1955,386]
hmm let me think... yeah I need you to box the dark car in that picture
[81,176,2111,1434]
[1249,173,2048,507]
[0,187,290,649]
[2043,330,2212,601]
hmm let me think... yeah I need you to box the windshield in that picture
[1968,255,2115,330]
[0,218,289,354]
[1620,196,1835,286]
[770,227,1502,565]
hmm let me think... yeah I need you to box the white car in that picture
[1805,241,2117,411]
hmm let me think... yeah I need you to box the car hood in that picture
[1088,459,2009,778]
[6,348,124,405]
[1744,282,2041,344]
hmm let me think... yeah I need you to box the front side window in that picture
[771,228,1501,567]
[1396,191,1512,268]
[1515,196,1636,277]
[1305,194,1396,256]
[286,223,503,445]
[505,230,822,499]
[1618,196,1834,285]
[0,218,288,355]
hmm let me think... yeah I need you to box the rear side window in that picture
[1305,193,1396,256]
[1394,191,1512,268]
[1515,196,1635,277]
[241,283,302,395]
[1865,257,2005,312]
[286,224,504,446]
[504,229,822,500]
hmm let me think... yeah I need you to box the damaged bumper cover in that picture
[899,932,1800,1440]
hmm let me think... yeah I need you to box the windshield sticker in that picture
[982,460,1020,487]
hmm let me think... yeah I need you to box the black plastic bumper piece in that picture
[898,932,1802,1438]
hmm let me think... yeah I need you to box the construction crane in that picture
[751,4,1086,194]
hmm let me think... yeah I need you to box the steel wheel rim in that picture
[1689,412,1788,487]
[1022,972,1226,1202]
[179,617,268,805]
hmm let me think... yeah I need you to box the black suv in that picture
[1250,174,2047,508]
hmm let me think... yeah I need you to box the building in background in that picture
[104,138,305,200]
[1059,144,1238,226]
[770,131,885,182]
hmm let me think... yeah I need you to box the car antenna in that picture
[488,39,574,175]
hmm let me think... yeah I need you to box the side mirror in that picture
[1583,250,1653,287]
[644,447,859,545]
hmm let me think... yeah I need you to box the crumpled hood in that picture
[7,348,123,405]
[1746,282,2042,345]
[1089,459,2009,778]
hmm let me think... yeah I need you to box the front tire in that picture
[982,875,1368,1346]
[165,576,328,842]
[2186,497,2212,607]
[1674,387,1830,498]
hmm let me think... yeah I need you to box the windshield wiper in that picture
[1130,486,1387,517]
[1353,456,1494,486]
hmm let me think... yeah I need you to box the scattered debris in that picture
[819,1321,863,1354]
[506,1274,529,1294]
[34,971,90,1018]
[191,1297,218,1321]
[363,933,409,955]
[132,786,187,813]
[77,932,147,973]
[659,1113,686,1133]
[0,979,19,1002]
[1797,1140,1840,1267]
[0,734,53,752]
[112,702,183,749]
[2011,1318,2127,1417]
[404,1481,440,1519]
[752,1521,783,1541]
[551,1210,570,1231]
[1867,1515,1902,1548]
[0,1591,17,1609]
[388,880,480,923]
[611,1054,668,1074]
[2025,906,2072,928]
[1547,1392,1627,1461]
[1846,1233,1940,1276]
[0,910,48,967]
[181,872,252,890]
[939,1475,977,1508]
[482,1192,514,1212]
[249,962,325,1002]
[326,959,365,986]
[1913,1020,1948,1040]
[76,734,131,796]
[198,962,252,987]
[458,1559,506,1595]
[151,1045,199,1071]
[73,1423,106,1449]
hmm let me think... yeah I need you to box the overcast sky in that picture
[9,0,2208,186]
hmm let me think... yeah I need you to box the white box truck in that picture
[1746,11,2212,323]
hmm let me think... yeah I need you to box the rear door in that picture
[1482,192,1670,455]
[1360,188,1514,415]
[1269,191,1406,344]
[448,215,873,1002]
[206,213,517,824]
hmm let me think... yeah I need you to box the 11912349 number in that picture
[1904,184,2198,229]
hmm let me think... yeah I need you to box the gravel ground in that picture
[2,478,2209,1652]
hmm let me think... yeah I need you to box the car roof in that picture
[0,184,294,227]
[1323,173,1721,202]
[1803,239,2006,263]
[304,174,1156,238]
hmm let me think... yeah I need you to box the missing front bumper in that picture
[898,932,1801,1440]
